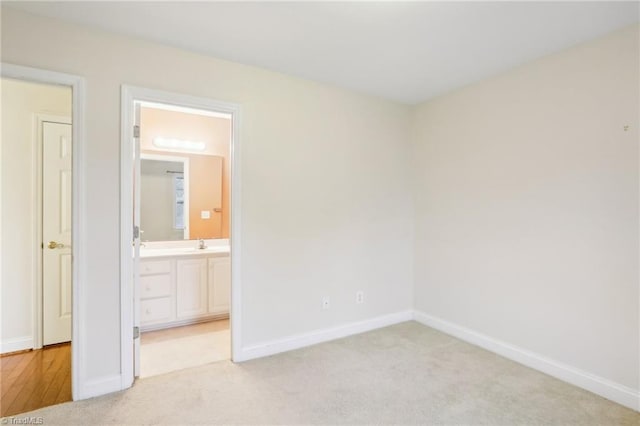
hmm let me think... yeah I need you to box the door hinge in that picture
[133,225,140,239]
[133,125,140,138]
[133,326,140,339]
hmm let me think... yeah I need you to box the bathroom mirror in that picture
[138,103,231,242]
[140,153,223,241]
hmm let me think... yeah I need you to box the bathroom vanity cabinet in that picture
[139,253,230,331]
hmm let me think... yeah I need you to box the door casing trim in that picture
[1,63,86,400]
[120,85,242,389]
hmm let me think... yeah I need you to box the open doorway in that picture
[1,77,73,415]
[135,102,232,378]
[120,88,240,384]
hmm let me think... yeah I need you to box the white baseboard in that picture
[413,310,639,412]
[0,335,33,354]
[76,374,123,400]
[237,310,414,362]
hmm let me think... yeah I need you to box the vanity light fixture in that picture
[153,137,206,152]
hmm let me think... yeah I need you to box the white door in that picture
[43,122,73,346]
[133,103,142,377]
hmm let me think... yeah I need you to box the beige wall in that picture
[0,78,72,352]
[140,106,230,239]
[1,8,413,385]
[186,155,223,239]
[411,25,639,390]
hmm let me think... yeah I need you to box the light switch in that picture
[201,210,211,219]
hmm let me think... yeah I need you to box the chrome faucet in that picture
[198,238,207,250]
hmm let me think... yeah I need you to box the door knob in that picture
[48,241,64,249]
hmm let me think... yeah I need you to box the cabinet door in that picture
[140,297,172,324]
[208,257,231,315]
[176,258,208,319]
[139,274,172,299]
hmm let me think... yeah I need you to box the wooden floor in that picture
[1,343,71,417]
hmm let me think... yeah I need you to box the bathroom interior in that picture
[136,103,232,378]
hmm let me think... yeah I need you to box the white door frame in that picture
[120,85,242,389]
[33,114,72,350]
[1,63,86,401]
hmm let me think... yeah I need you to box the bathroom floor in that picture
[140,319,230,378]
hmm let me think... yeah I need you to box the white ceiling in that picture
[6,1,639,104]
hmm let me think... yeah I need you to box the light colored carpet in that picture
[140,329,230,378]
[6,321,639,425]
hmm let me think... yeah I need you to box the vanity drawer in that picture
[140,260,171,275]
[140,297,171,323]
[140,274,171,299]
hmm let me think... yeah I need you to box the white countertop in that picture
[139,246,230,259]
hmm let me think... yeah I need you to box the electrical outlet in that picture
[322,296,331,310]
[356,291,364,304]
